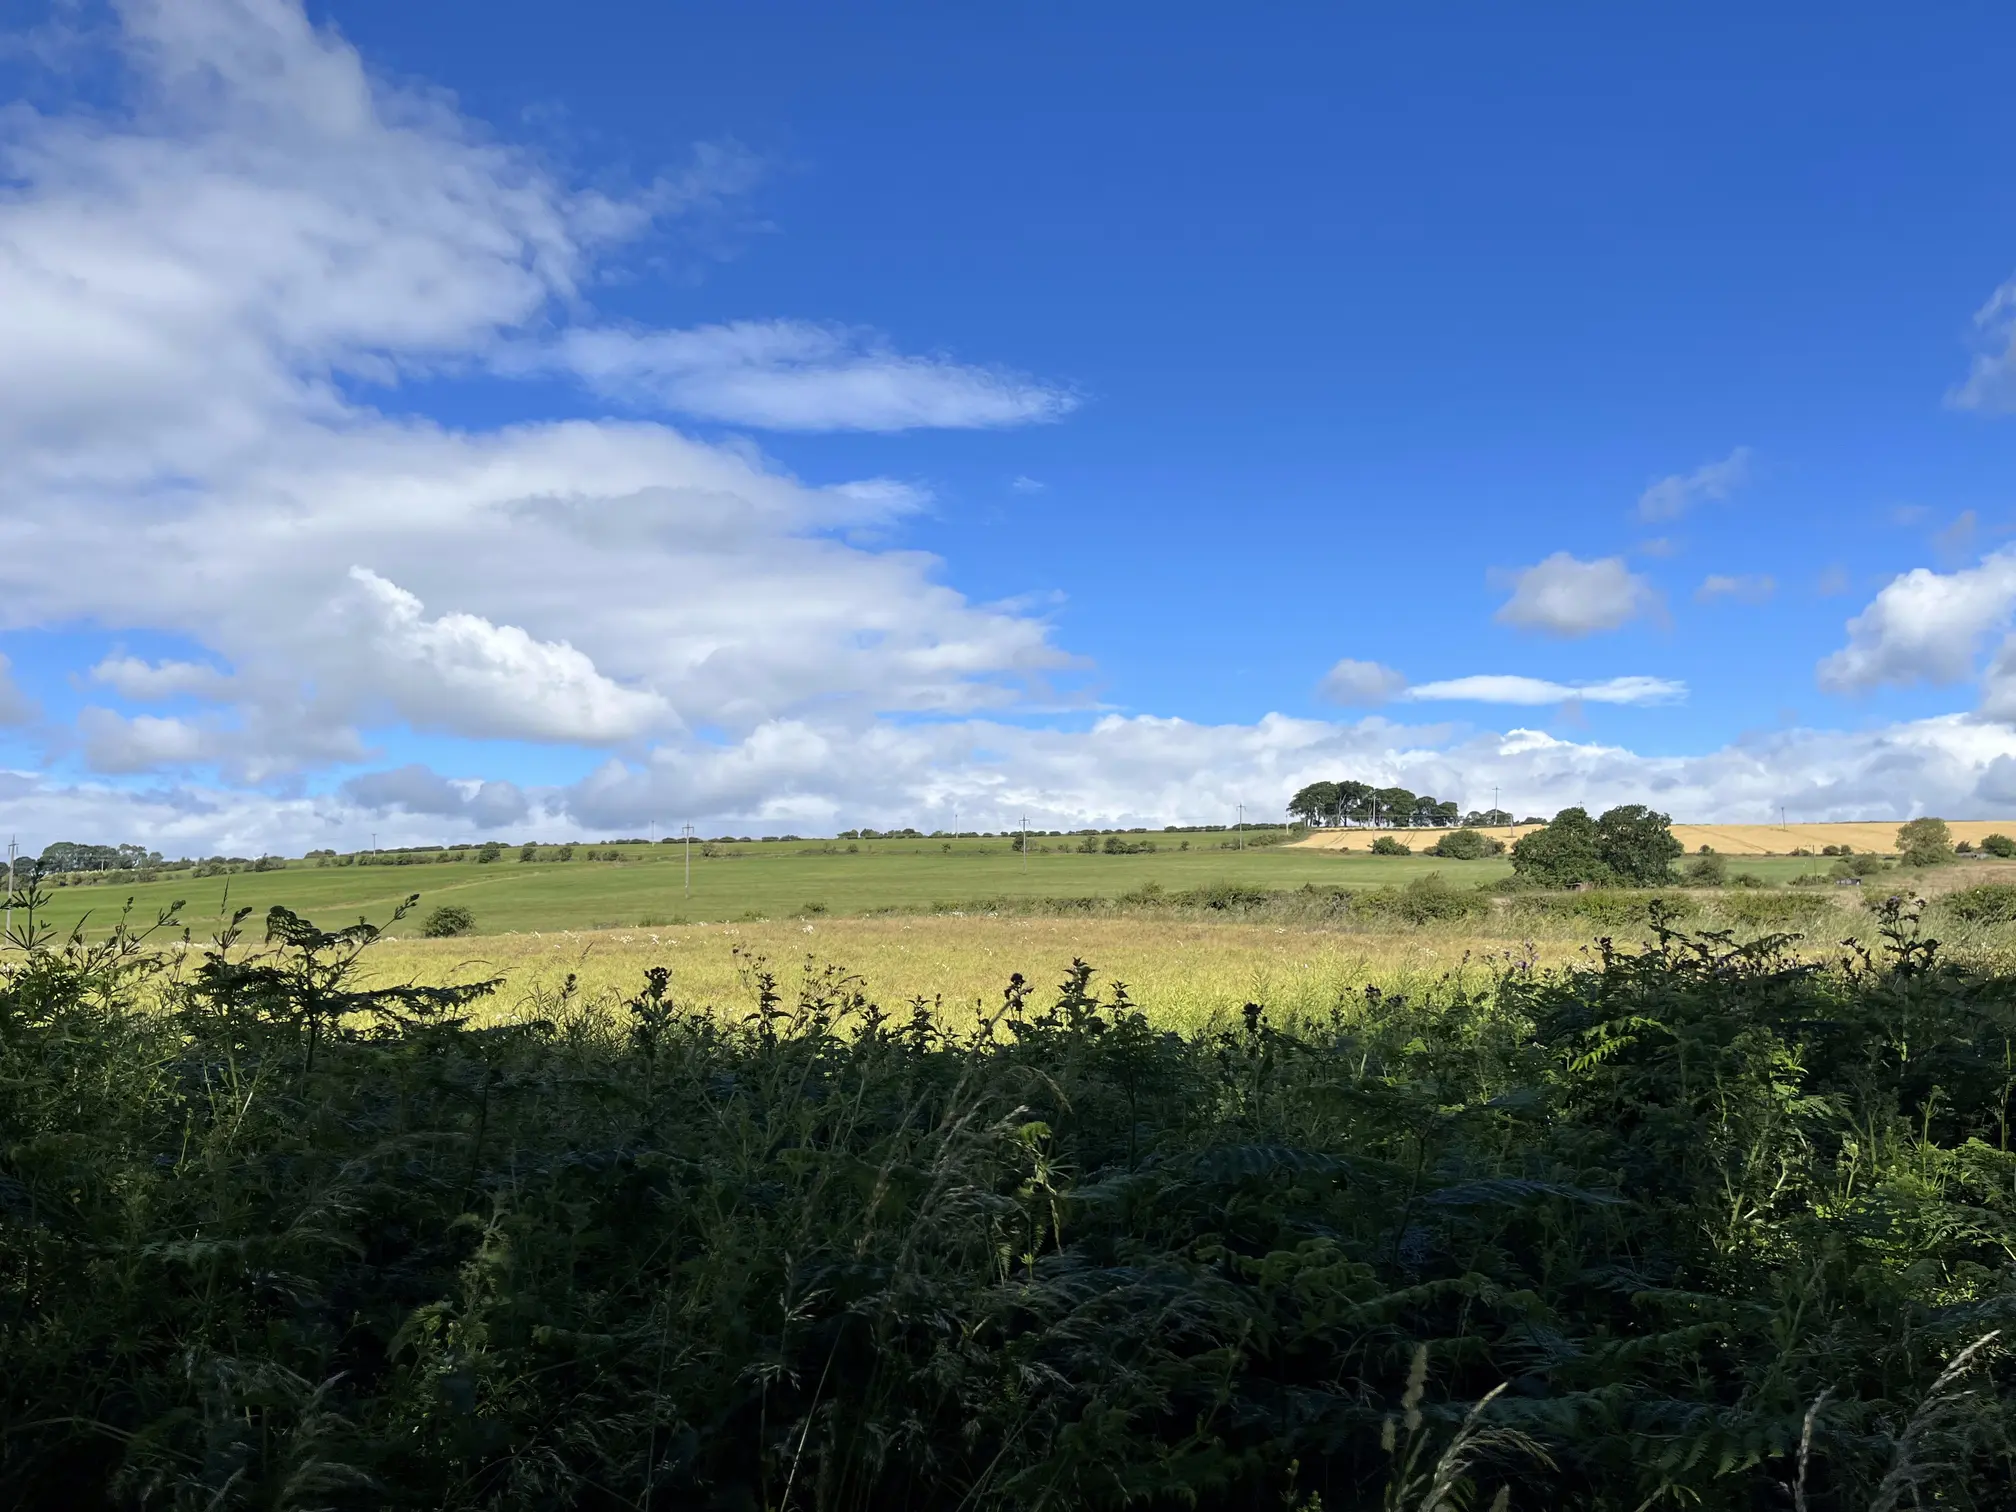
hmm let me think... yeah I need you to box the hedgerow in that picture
[2,889,2012,1509]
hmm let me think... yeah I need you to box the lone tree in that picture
[1897,816,1956,867]
[1510,804,1681,887]
[1510,807,1608,886]
[1596,804,1684,885]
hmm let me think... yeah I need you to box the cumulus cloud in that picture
[1316,659,1406,705]
[1636,447,1751,521]
[1696,573,1775,604]
[1495,554,1662,637]
[550,322,1077,432]
[0,0,1077,782]
[331,568,671,741]
[341,764,530,826]
[1403,674,1685,707]
[1818,550,2016,693]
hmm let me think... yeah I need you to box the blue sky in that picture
[5,0,2016,853]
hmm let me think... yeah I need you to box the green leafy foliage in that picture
[1513,805,1683,888]
[1981,833,2016,859]
[1369,835,1411,855]
[1426,828,1504,859]
[4,887,2016,1509]
[1682,851,1728,885]
[1509,805,1608,885]
[1899,816,1958,867]
[420,903,477,937]
[1942,883,2016,925]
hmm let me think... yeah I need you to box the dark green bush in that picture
[1425,827,1503,859]
[420,903,476,937]
[5,889,2016,1509]
[1942,882,2016,925]
[1682,852,1728,886]
[1982,833,2016,859]
[1369,835,1411,855]
[1353,874,1491,925]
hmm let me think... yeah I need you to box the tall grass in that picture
[3,888,2013,1508]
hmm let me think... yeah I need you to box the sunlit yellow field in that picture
[357,915,1590,1033]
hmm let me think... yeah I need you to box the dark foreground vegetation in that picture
[4,891,2015,1510]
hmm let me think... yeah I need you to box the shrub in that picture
[477,841,502,863]
[420,903,476,937]
[1681,852,1728,886]
[1425,828,1502,859]
[1941,882,2016,924]
[519,844,537,862]
[1369,835,1411,856]
[1388,873,1489,923]
[1982,832,2016,858]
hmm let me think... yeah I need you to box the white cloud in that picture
[332,567,671,742]
[0,653,38,725]
[1696,573,1775,604]
[90,655,234,701]
[1403,674,1686,707]
[550,321,1077,432]
[0,0,1078,781]
[1010,475,1046,494]
[1495,553,1662,637]
[1950,275,2016,411]
[1316,659,1406,704]
[1636,447,1751,521]
[1818,550,2016,693]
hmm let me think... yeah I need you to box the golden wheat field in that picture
[357,914,1589,1033]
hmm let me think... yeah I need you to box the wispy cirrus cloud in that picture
[1636,447,1751,521]
[1403,674,1685,707]
[546,321,1078,432]
[1696,573,1775,604]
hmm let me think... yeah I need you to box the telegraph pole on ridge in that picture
[682,823,694,895]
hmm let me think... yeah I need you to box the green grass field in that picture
[19,831,1845,940]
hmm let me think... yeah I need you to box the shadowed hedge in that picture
[3,889,2014,1509]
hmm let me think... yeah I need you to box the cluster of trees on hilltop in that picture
[1288,780,1520,829]
[22,841,165,876]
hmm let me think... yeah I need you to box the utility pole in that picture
[5,836,15,944]
[1021,813,1029,872]
[682,823,694,894]
[1237,803,1244,851]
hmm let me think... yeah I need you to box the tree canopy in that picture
[1897,817,1957,868]
[1509,804,1681,887]
[1287,779,1488,828]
